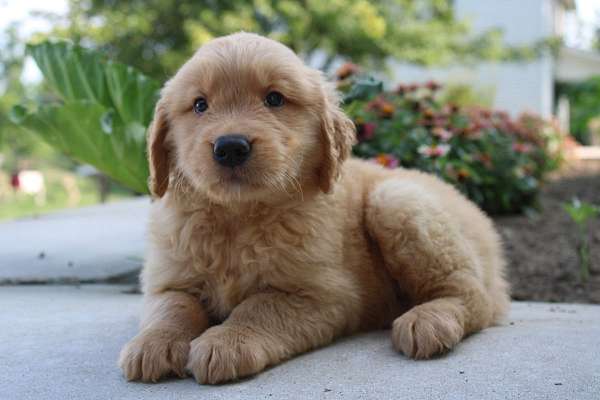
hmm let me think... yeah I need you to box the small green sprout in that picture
[563,198,599,282]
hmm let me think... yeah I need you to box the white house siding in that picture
[389,0,558,118]
[556,47,600,82]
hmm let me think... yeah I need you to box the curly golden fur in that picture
[119,32,510,384]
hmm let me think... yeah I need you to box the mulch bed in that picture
[494,165,600,304]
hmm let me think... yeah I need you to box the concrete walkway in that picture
[0,200,599,399]
[0,199,149,284]
[0,284,598,400]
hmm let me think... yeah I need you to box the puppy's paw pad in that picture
[118,329,190,382]
[187,326,268,384]
[391,304,463,359]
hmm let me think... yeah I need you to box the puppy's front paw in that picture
[118,328,190,382]
[187,325,269,384]
[391,302,464,359]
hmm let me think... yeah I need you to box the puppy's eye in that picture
[193,97,208,114]
[264,91,285,108]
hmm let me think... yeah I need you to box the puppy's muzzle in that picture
[213,135,251,168]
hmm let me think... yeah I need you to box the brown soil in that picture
[494,166,600,304]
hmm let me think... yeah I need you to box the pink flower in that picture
[371,153,399,169]
[432,127,453,141]
[418,144,450,158]
[425,80,442,91]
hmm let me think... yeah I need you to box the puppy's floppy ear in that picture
[147,98,170,197]
[318,82,356,193]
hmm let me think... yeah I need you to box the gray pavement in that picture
[0,199,149,284]
[0,284,598,400]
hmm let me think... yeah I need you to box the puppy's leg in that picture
[187,291,353,384]
[366,179,503,359]
[119,291,209,382]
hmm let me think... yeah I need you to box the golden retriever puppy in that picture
[119,32,510,384]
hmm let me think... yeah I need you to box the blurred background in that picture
[0,0,599,301]
[2,0,600,219]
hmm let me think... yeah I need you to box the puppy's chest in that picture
[180,209,312,319]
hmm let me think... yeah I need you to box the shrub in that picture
[338,64,563,214]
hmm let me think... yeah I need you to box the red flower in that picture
[357,122,377,141]
[512,142,533,153]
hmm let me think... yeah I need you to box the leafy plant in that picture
[556,76,600,145]
[337,64,563,214]
[563,198,599,281]
[10,41,160,194]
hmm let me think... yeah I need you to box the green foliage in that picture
[563,198,600,281]
[439,83,495,109]
[563,198,600,226]
[0,24,60,172]
[338,66,563,214]
[556,76,600,144]
[10,41,160,194]
[11,42,563,213]
[42,0,557,78]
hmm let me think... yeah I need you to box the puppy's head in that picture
[148,32,355,203]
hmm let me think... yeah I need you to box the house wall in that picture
[556,47,600,82]
[389,0,558,118]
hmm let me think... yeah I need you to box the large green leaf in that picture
[104,61,160,126]
[27,41,112,107]
[27,41,161,126]
[11,41,161,193]
[11,102,149,194]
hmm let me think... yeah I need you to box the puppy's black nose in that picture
[213,135,251,167]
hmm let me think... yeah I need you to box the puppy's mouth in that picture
[215,168,262,188]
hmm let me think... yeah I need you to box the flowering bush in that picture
[337,64,563,214]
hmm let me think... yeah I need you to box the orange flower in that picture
[372,153,399,168]
[476,153,493,168]
[366,97,395,118]
[457,168,470,180]
[336,63,360,80]
[380,102,395,118]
